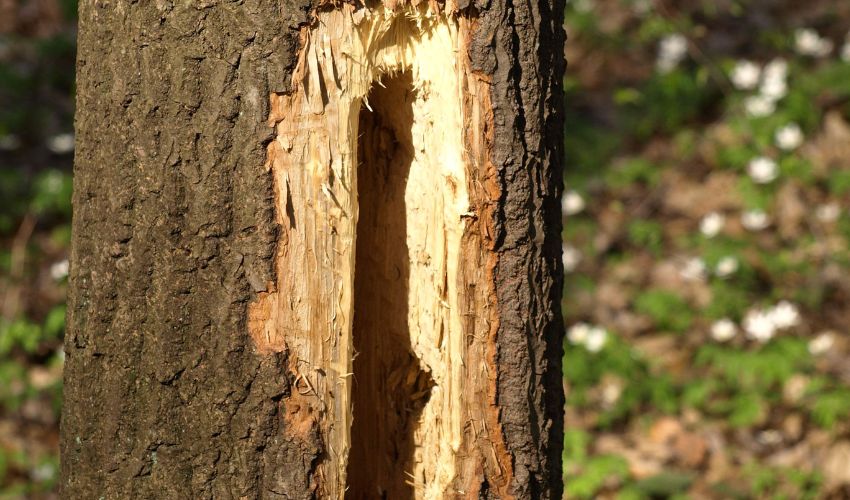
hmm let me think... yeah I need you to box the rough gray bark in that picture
[62,0,564,497]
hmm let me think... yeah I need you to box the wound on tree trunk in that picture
[250,7,511,496]
[63,0,564,498]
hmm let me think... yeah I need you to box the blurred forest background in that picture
[0,0,75,497]
[564,0,850,498]
[3,0,850,498]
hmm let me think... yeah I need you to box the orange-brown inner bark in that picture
[347,73,434,499]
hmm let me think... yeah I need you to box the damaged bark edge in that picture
[249,2,524,498]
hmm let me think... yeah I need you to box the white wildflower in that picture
[816,203,840,223]
[742,209,770,231]
[757,430,783,446]
[679,256,707,281]
[744,95,776,117]
[742,301,802,342]
[568,323,609,353]
[842,38,850,62]
[760,77,788,101]
[585,326,608,353]
[0,134,21,151]
[657,34,688,73]
[561,190,585,216]
[747,156,779,184]
[731,60,761,90]
[775,123,803,151]
[759,59,789,101]
[700,212,725,238]
[715,256,739,278]
[808,331,835,355]
[50,259,69,281]
[710,318,738,342]
[601,381,623,406]
[47,133,74,154]
[30,463,56,483]
[764,59,788,83]
[42,170,64,194]
[769,300,801,330]
[562,244,582,272]
[744,308,777,343]
[567,322,591,345]
[795,28,833,57]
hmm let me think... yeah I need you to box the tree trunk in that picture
[62,0,565,498]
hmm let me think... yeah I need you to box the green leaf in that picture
[729,393,764,427]
[627,219,664,256]
[565,455,630,499]
[810,389,850,430]
[634,289,693,333]
[43,305,66,339]
[633,471,695,496]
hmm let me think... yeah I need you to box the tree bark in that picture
[62,0,564,498]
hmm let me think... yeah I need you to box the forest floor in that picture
[563,0,850,498]
[5,0,850,498]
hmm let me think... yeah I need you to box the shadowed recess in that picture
[347,72,434,499]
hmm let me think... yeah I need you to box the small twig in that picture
[1,213,36,319]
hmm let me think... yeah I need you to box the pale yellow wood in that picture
[249,4,512,498]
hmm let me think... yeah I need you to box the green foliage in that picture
[566,454,630,499]
[603,158,660,189]
[0,361,27,411]
[778,156,814,184]
[564,429,631,499]
[564,428,590,464]
[727,392,766,428]
[681,378,717,409]
[58,0,78,20]
[563,2,850,498]
[747,463,779,497]
[0,447,58,496]
[0,313,64,415]
[564,338,640,407]
[627,219,664,255]
[0,169,72,236]
[705,280,750,319]
[565,112,622,188]
[0,170,27,234]
[737,176,774,211]
[620,69,713,139]
[809,388,850,430]
[715,142,755,172]
[629,471,695,497]
[689,339,815,426]
[697,338,811,391]
[634,289,693,333]
[31,170,73,217]
[565,333,680,426]
[0,320,42,356]
[0,307,64,358]
[566,414,695,499]
[43,306,66,338]
[828,169,850,195]
[744,463,822,500]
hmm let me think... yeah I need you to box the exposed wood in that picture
[251,5,512,497]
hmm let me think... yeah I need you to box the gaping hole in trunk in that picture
[347,72,435,499]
